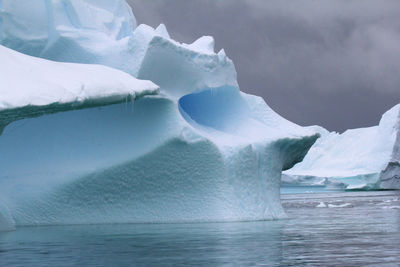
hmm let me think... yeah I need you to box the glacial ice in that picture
[0,0,319,229]
[0,44,158,135]
[0,0,136,63]
[283,104,400,191]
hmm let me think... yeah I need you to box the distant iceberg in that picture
[0,0,318,229]
[283,104,400,191]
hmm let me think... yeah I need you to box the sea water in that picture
[0,191,399,266]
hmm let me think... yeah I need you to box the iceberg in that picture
[283,104,400,191]
[0,0,318,229]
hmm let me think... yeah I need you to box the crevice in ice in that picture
[62,1,83,29]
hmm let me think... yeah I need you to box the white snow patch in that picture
[0,45,158,111]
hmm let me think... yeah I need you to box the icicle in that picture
[131,94,135,113]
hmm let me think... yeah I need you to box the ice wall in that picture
[0,0,319,228]
[0,99,317,225]
[283,104,400,190]
[0,0,136,64]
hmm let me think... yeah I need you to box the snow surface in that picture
[0,44,158,136]
[0,0,319,229]
[283,104,400,190]
[0,45,158,109]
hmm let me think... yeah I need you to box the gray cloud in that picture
[127,0,400,132]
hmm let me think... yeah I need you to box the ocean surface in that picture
[1,191,399,266]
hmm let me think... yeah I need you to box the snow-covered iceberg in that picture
[0,0,318,229]
[283,104,400,191]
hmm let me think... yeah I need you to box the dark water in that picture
[1,191,399,266]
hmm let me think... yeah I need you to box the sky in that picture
[128,0,400,132]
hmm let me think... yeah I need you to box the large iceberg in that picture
[283,104,400,191]
[0,0,318,230]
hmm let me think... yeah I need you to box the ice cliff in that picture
[0,44,158,134]
[0,0,318,230]
[283,104,400,191]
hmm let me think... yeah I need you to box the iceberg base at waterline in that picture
[0,93,318,228]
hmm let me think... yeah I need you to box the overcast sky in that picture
[128,0,400,132]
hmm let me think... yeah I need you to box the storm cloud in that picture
[128,0,400,132]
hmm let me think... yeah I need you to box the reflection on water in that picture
[0,191,399,266]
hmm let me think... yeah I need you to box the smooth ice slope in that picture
[0,0,319,229]
[283,104,400,190]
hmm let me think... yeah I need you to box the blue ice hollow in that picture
[0,0,319,230]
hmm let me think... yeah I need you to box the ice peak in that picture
[155,23,170,39]
[379,103,400,132]
[187,36,215,54]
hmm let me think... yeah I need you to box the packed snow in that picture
[0,0,319,230]
[0,44,158,135]
[0,45,158,110]
[283,104,400,191]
